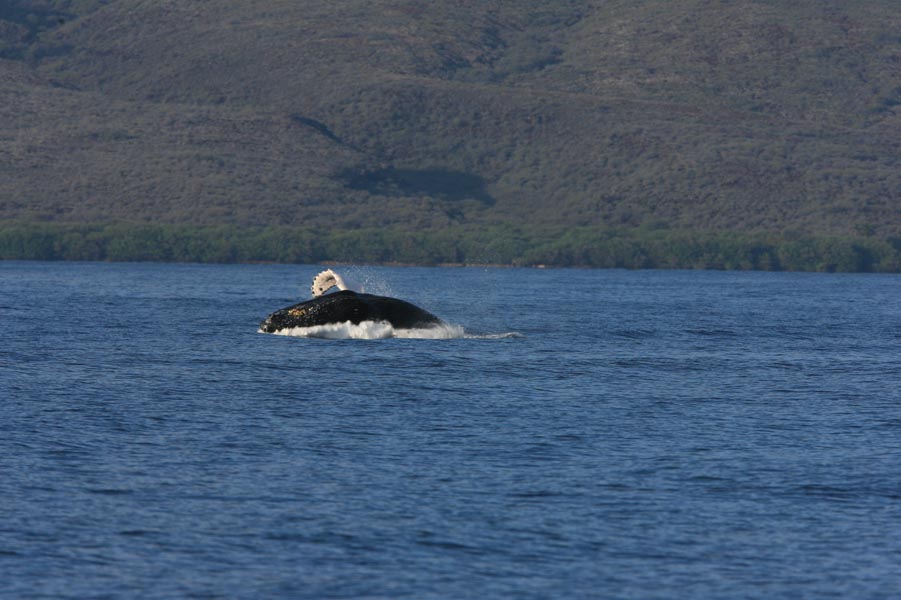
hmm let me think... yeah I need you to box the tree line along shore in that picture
[1,222,899,273]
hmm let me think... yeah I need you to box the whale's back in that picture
[260,290,443,333]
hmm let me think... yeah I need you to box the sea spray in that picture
[268,321,465,340]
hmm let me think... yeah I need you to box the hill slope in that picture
[1,0,899,236]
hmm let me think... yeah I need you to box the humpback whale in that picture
[259,269,445,333]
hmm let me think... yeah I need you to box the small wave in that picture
[463,331,523,340]
[611,328,656,339]
[261,321,519,340]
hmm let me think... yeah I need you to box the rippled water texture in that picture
[2,262,900,599]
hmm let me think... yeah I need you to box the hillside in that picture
[1,0,899,241]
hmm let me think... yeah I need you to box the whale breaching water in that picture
[259,269,445,334]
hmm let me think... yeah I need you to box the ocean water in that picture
[1,261,900,599]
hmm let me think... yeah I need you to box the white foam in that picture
[261,321,518,340]
[264,320,462,340]
[394,324,468,339]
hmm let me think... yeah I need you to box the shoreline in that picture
[2,221,899,273]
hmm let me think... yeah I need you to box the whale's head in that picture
[259,306,300,333]
[259,313,279,333]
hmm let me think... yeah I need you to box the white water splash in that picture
[262,321,518,340]
[266,321,460,340]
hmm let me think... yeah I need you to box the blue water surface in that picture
[1,262,900,599]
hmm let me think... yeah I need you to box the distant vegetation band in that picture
[1,222,899,273]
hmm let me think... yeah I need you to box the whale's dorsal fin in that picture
[311,269,349,297]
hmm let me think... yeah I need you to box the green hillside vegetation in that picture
[1,0,899,268]
[2,221,899,273]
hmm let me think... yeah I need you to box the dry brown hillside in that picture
[1,0,899,235]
